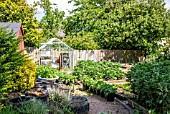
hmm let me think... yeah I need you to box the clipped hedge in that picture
[73,60,125,80]
[127,60,170,113]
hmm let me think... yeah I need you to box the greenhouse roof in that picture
[39,38,73,51]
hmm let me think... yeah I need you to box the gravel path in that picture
[73,85,131,114]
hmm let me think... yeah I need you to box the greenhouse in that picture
[38,38,74,70]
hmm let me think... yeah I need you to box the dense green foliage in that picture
[14,58,36,92]
[0,27,36,93]
[36,65,57,78]
[127,60,170,113]
[39,0,64,40]
[0,0,64,47]
[0,0,43,47]
[0,27,25,93]
[156,37,170,61]
[64,0,168,54]
[63,34,99,50]
[73,60,125,80]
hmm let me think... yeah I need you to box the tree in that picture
[0,0,43,47]
[38,0,64,40]
[64,0,168,54]
[63,32,99,50]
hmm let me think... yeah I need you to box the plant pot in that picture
[34,82,43,86]
[64,81,70,85]
[25,88,49,102]
[69,101,89,114]
[95,90,100,95]
[105,93,116,102]
[71,96,88,102]
[89,88,94,93]
[6,96,35,107]
[36,90,48,102]
[82,84,88,90]
[34,85,47,90]
[38,76,59,82]
[100,91,105,98]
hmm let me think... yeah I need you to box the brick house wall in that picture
[16,24,24,51]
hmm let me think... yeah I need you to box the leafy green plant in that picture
[48,89,74,114]
[16,99,48,114]
[64,0,168,54]
[0,99,48,114]
[36,65,57,78]
[127,60,170,113]
[114,83,131,92]
[57,72,78,84]
[73,60,125,80]
[63,34,99,50]
[100,84,117,97]
[0,105,19,114]
[93,81,105,91]
[80,75,117,97]
[80,75,96,88]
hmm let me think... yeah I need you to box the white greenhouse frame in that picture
[38,38,74,69]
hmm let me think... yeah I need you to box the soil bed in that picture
[26,88,46,96]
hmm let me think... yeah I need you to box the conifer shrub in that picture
[0,27,35,93]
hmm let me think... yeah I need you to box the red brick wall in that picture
[16,24,24,51]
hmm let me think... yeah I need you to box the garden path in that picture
[73,84,133,114]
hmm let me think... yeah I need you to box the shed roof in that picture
[0,22,21,34]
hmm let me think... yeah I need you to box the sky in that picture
[27,0,76,20]
[27,0,170,21]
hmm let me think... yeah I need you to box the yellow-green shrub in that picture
[13,58,36,92]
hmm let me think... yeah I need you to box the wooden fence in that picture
[73,50,145,66]
[25,48,145,67]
